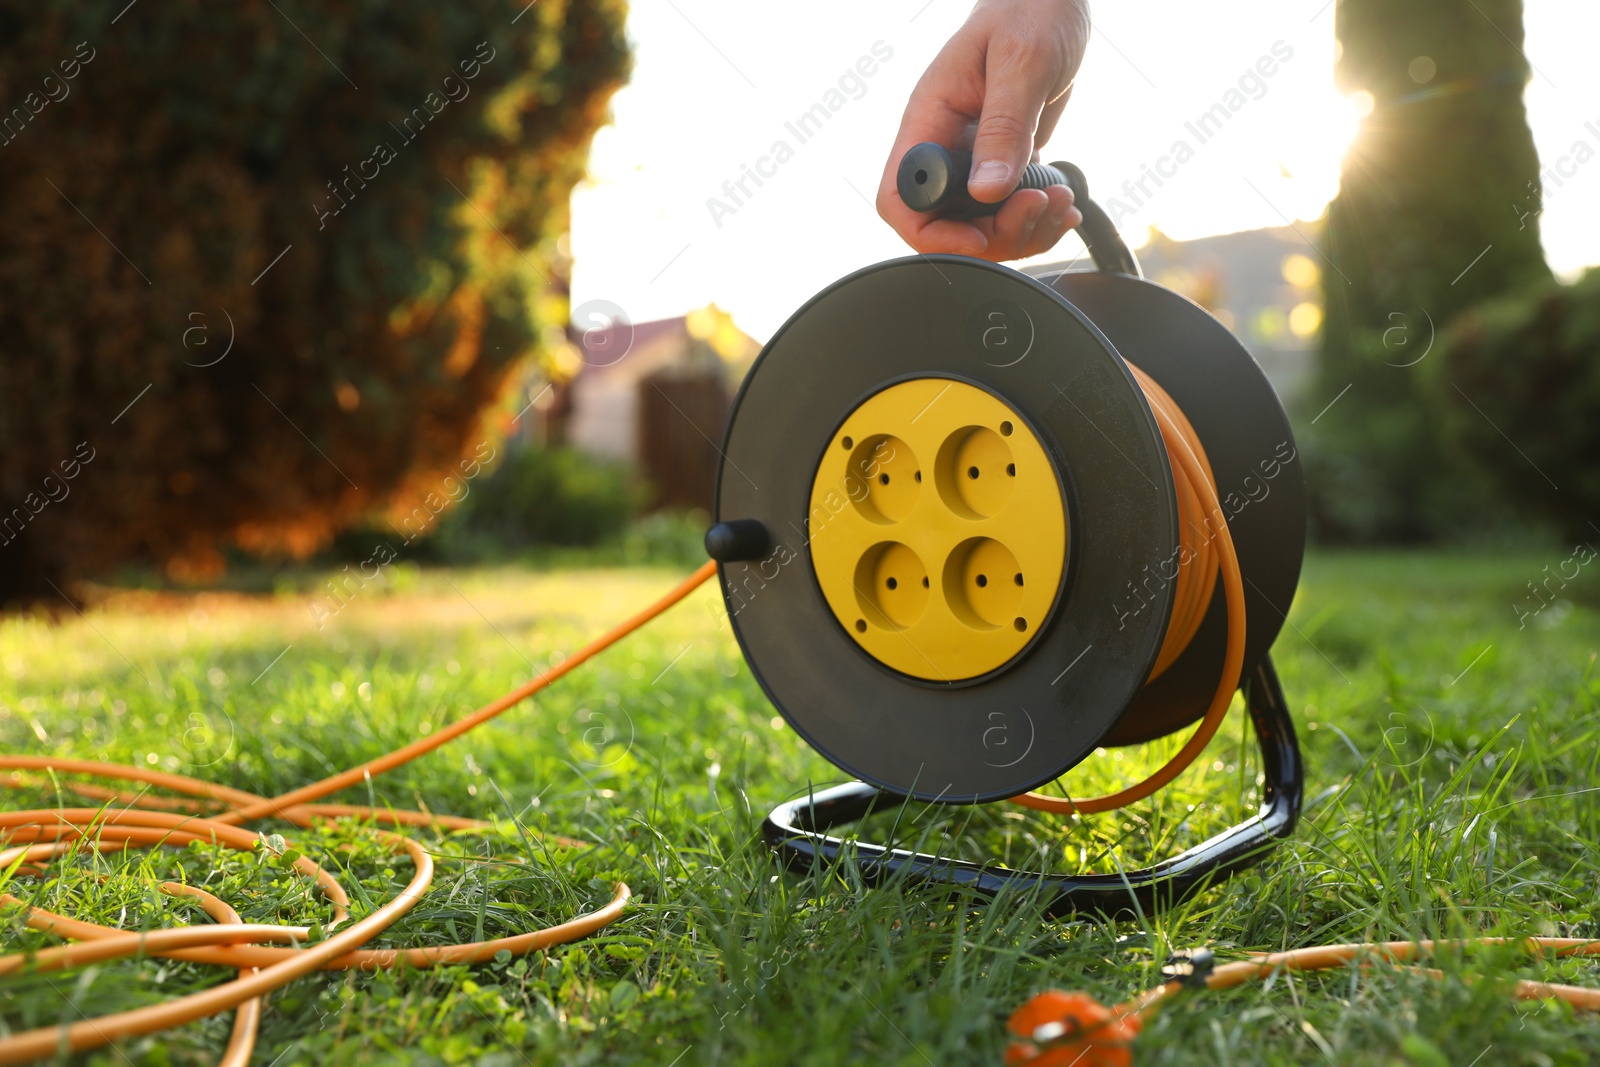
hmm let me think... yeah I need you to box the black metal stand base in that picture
[762,657,1303,920]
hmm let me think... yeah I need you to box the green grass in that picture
[2,550,1598,1066]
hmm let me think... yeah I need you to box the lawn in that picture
[2,550,1598,1066]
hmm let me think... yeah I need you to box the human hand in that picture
[876,0,1090,261]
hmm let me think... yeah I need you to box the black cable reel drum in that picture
[704,145,1307,917]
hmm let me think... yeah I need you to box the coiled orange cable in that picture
[0,561,718,1066]
[1012,363,1246,815]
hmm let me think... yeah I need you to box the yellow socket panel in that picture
[807,377,1068,682]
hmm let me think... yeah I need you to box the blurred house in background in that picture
[519,305,758,512]
[1138,225,1325,404]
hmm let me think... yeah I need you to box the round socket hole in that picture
[845,434,920,524]
[1000,421,1013,436]
[1007,463,1016,477]
[943,537,1025,629]
[936,426,1016,519]
[1014,617,1027,632]
[841,436,853,450]
[853,541,929,631]
[855,619,866,633]
[1014,573,1024,586]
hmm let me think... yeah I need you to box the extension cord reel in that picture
[704,145,1308,915]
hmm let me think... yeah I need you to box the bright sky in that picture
[570,0,1600,342]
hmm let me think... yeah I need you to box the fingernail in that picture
[1046,209,1075,234]
[971,159,1010,185]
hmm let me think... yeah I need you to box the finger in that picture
[976,188,1049,261]
[1020,185,1083,259]
[879,171,991,254]
[1034,84,1073,150]
[1010,193,1054,261]
[967,39,1060,203]
[901,216,991,257]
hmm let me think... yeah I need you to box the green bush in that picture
[1298,332,1527,545]
[1425,269,1600,540]
[617,509,712,568]
[0,0,629,604]
[434,445,640,557]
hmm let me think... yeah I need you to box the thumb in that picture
[967,55,1050,203]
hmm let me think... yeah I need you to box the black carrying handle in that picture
[762,656,1301,919]
[898,143,1085,217]
[895,141,1142,277]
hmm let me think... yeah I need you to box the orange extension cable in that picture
[1012,363,1245,815]
[0,561,717,1066]
[1004,937,1600,1067]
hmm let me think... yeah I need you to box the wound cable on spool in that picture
[1011,363,1246,816]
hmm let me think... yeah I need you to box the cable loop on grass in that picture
[0,562,718,1064]
[0,764,630,1066]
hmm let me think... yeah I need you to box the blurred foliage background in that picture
[1304,0,1586,545]
[2,0,1595,606]
[0,0,630,604]
[1430,266,1600,540]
